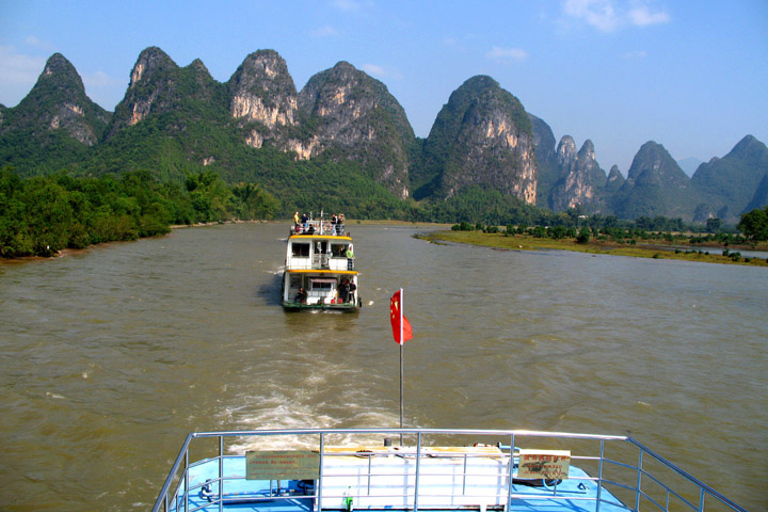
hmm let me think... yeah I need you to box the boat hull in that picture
[282,299,361,312]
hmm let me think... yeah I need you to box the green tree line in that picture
[0,166,279,258]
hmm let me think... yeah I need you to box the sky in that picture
[1,0,766,174]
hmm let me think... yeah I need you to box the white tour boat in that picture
[282,214,361,311]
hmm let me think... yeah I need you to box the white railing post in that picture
[317,433,325,512]
[414,432,422,512]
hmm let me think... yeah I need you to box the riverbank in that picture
[419,230,768,267]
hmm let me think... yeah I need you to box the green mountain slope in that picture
[0,53,111,176]
[691,135,768,219]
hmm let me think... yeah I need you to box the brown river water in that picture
[0,223,765,511]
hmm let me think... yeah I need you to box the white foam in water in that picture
[225,391,400,454]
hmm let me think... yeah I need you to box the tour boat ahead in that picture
[152,427,746,512]
[282,216,361,311]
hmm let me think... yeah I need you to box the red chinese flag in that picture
[390,290,413,344]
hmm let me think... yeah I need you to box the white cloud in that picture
[629,5,670,26]
[486,46,528,62]
[331,0,361,12]
[362,64,385,76]
[622,50,647,59]
[0,45,46,85]
[329,0,375,14]
[24,35,57,51]
[83,70,119,88]
[312,25,339,37]
[443,37,459,47]
[563,0,619,32]
[562,0,670,32]
[361,63,402,80]
[0,45,46,106]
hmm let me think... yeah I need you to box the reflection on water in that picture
[0,223,766,511]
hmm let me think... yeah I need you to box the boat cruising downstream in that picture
[282,215,361,311]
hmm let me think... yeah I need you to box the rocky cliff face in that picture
[298,62,415,198]
[228,50,301,153]
[106,47,227,139]
[422,76,537,203]
[529,114,560,206]
[605,165,625,193]
[1,53,110,146]
[549,138,607,211]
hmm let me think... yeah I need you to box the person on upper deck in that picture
[331,214,339,235]
[346,244,354,270]
[294,212,300,225]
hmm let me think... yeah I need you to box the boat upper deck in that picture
[291,219,349,238]
[286,219,356,274]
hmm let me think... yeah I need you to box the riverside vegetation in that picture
[419,214,768,267]
[5,157,768,266]
[3,160,768,261]
[0,166,279,258]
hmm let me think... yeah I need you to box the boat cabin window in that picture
[292,242,310,257]
[310,279,336,292]
[331,244,347,257]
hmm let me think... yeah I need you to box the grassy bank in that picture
[419,230,768,267]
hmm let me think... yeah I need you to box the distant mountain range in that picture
[2,48,767,225]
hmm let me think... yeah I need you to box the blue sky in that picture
[1,0,766,174]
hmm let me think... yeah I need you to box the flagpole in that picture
[399,287,404,446]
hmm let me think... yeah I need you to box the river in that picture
[0,223,765,511]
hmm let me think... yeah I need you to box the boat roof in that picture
[289,234,352,241]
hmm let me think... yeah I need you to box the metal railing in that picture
[286,256,354,272]
[292,221,347,237]
[152,428,748,512]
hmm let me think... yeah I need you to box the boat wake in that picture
[224,390,398,453]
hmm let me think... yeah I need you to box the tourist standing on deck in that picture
[346,244,354,270]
